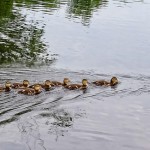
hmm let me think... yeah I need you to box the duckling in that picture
[12,80,29,89]
[110,77,118,86]
[41,80,51,91]
[93,77,118,86]
[50,78,70,87]
[65,79,88,90]
[0,81,12,92]
[18,84,42,95]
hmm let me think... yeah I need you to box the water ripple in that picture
[0,68,150,149]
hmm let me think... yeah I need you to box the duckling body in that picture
[18,84,42,95]
[18,88,35,95]
[0,81,11,92]
[65,79,88,90]
[92,80,110,86]
[12,80,29,89]
[50,81,62,86]
[93,77,118,86]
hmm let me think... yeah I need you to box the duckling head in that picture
[110,77,118,86]
[23,80,29,87]
[34,84,41,92]
[5,81,11,88]
[82,79,88,86]
[44,80,51,87]
[63,78,70,85]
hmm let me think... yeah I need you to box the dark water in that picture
[0,0,150,150]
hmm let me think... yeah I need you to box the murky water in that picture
[0,0,150,150]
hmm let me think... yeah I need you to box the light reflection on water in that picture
[0,0,150,150]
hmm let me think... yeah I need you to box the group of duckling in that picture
[0,77,118,96]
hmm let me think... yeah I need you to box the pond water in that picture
[0,0,150,150]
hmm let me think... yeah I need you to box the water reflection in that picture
[113,0,145,3]
[0,1,54,67]
[0,0,108,67]
[67,0,108,25]
[15,0,61,11]
[0,1,13,19]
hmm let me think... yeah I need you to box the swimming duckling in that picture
[65,79,88,90]
[12,80,30,89]
[18,84,42,95]
[41,80,51,91]
[93,77,118,86]
[0,81,12,92]
[50,78,70,87]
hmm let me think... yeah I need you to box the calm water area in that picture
[0,0,150,150]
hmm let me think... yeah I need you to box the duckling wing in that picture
[65,84,82,90]
[29,83,43,88]
[92,80,105,86]
[12,83,23,88]
[18,88,35,95]
[51,81,62,86]
[93,80,110,86]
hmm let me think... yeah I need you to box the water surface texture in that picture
[0,0,150,150]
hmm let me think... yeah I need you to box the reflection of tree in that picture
[0,0,13,19]
[18,0,60,9]
[0,1,55,66]
[114,0,144,3]
[67,0,108,26]
[0,0,107,65]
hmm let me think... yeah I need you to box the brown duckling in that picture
[93,77,118,86]
[41,80,51,91]
[12,80,30,89]
[65,79,88,90]
[50,78,70,87]
[0,81,12,92]
[18,84,42,95]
